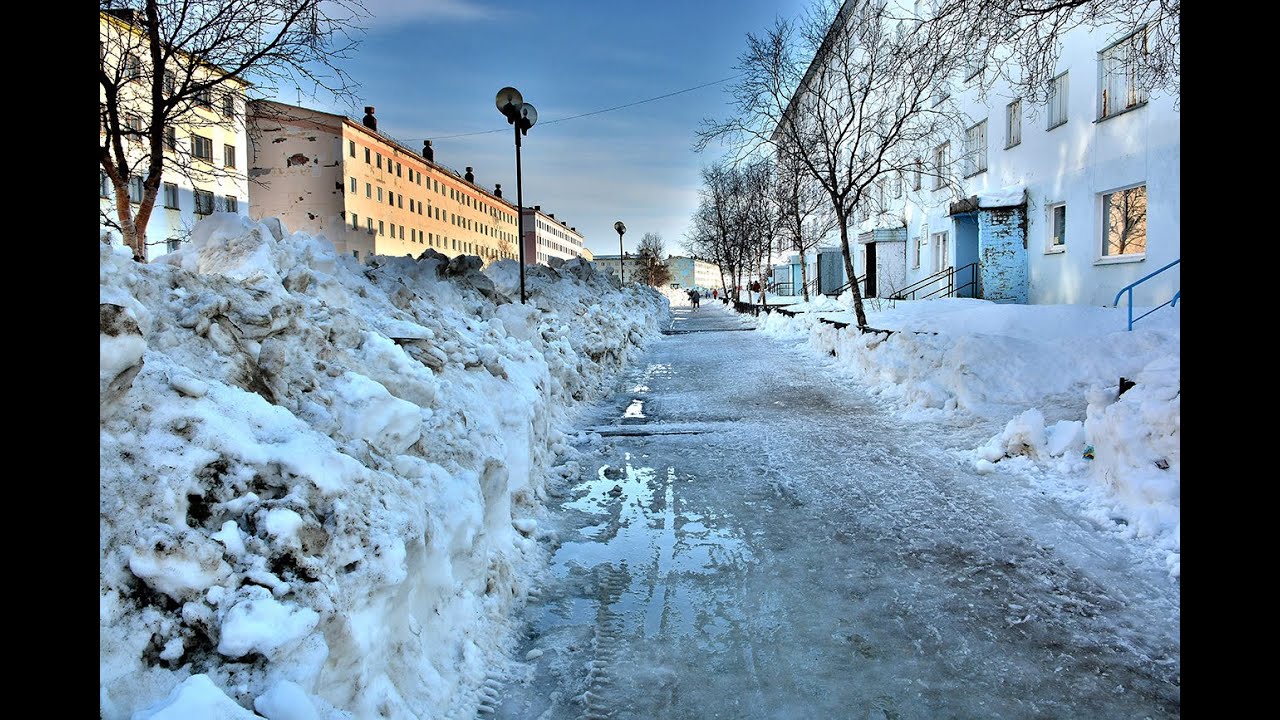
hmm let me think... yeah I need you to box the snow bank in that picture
[100,214,668,719]
[759,297,1179,572]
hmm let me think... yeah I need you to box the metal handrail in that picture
[823,274,866,297]
[893,262,979,301]
[1112,259,1180,331]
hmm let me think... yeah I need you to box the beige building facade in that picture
[522,205,586,265]
[99,10,250,260]
[248,100,520,262]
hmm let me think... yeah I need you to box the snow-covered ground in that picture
[99,214,669,719]
[757,294,1180,577]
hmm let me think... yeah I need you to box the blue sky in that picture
[288,0,810,256]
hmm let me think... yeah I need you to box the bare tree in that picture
[636,232,672,288]
[698,0,967,329]
[687,162,745,301]
[99,0,366,261]
[924,0,1179,107]
[774,144,837,301]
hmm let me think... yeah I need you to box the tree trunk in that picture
[837,211,869,329]
[799,246,810,302]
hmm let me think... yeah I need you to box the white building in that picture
[99,9,250,261]
[791,1,1179,308]
[522,205,586,266]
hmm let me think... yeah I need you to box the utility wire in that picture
[423,73,743,141]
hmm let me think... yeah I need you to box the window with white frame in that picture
[194,189,214,215]
[1006,99,1022,148]
[912,236,921,268]
[350,176,357,193]
[225,195,238,213]
[349,140,356,158]
[933,142,949,190]
[222,94,236,119]
[963,120,988,177]
[129,176,144,204]
[163,182,179,209]
[191,134,213,161]
[352,213,359,229]
[195,87,212,109]
[1048,203,1066,250]
[223,144,236,169]
[1101,184,1147,258]
[1099,28,1149,119]
[931,231,949,272]
[165,126,177,151]
[1047,72,1069,129]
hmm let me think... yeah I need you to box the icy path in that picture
[492,303,1179,719]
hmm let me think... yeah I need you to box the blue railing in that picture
[1113,259,1180,331]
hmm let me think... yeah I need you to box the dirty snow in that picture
[99,213,668,719]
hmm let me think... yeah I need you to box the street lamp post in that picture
[496,87,538,304]
[614,221,626,284]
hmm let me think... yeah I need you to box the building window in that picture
[192,134,213,161]
[352,213,359,229]
[224,144,236,168]
[1101,184,1147,258]
[912,236,922,268]
[1006,99,1022,148]
[164,126,177,151]
[125,54,141,80]
[399,225,405,239]
[1048,203,1066,251]
[963,120,987,177]
[225,195,238,213]
[125,113,144,138]
[376,153,382,169]
[379,220,385,236]
[350,176,357,193]
[196,87,212,109]
[129,176,144,204]
[1047,72,1069,129]
[365,148,371,164]
[163,182,179,209]
[931,231,949,272]
[349,140,356,158]
[166,238,181,254]
[396,162,402,177]
[390,222,396,238]
[913,160,922,191]
[411,228,416,242]
[100,171,110,198]
[163,70,176,95]
[222,94,236,119]
[366,182,372,198]
[367,217,374,233]
[397,194,403,209]
[932,142,948,190]
[377,187,383,203]
[1100,28,1149,119]
[194,189,214,216]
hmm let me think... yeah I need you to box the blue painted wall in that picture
[978,207,1028,304]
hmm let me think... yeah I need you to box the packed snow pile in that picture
[100,214,668,719]
[758,297,1180,573]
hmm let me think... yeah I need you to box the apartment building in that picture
[783,0,1179,307]
[667,256,722,291]
[247,100,520,262]
[522,205,587,265]
[99,9,250,260]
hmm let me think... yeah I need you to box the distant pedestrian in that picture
[687,288,700,309]
[712,288,718,300]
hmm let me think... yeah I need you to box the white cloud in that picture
[361,0,503,25]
